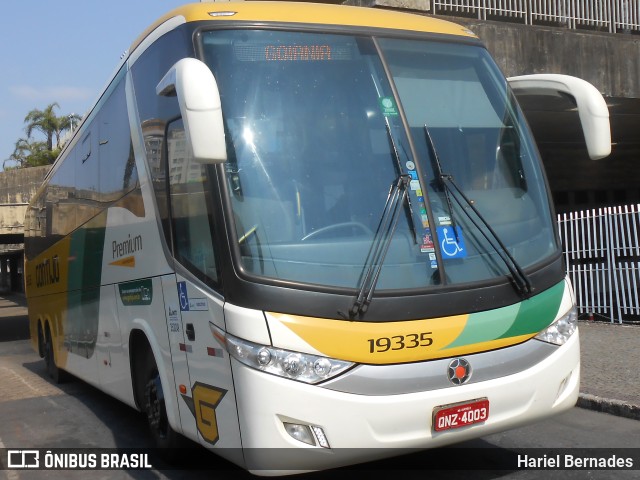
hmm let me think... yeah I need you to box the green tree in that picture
[2,138,57,170]
[24,102,62,151]
[4,103,80,169]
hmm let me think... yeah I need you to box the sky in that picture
[0,0,193,170]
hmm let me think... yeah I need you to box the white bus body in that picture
[25,2,610,474]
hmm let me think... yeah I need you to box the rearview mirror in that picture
[156,58,227,163]
[507,74,611,160]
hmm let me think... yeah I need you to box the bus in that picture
[24,1,611,474]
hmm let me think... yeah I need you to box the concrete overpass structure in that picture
[0,166,48,292]
[1,0,638,292]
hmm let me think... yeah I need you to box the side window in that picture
[166,118,219,286]
[99,75,139,204]
[46,152,77,239]
[24,186,48,260]
[76,125,100,227]
[131,27,192,245]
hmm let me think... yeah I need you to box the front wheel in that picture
[141,352,185,453]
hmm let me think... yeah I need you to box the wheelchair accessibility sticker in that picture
[177,281,209,312]
[437,226,467,259]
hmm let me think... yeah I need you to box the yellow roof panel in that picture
[132,1,476,52]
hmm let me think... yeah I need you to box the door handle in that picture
[186,323,195,341]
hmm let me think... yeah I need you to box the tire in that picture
[141,350,185,453]
[43,326,66,384]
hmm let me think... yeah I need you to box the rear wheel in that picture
[43,325,66,384]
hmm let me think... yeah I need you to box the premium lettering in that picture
[112,234,142,259]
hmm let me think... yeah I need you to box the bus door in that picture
[160,275,198,441]
[164,274,243,457]
[161,117,242,456]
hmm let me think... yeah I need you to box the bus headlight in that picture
[212,324,354,384]
[534,305,578,345]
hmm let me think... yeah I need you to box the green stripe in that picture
[499,281,564,338]
[445,281,565,349]
[66,212,107,358]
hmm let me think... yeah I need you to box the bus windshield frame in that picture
[195,27,560,296]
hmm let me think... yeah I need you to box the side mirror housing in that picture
[156,58,227,163]
[508,74,611,160]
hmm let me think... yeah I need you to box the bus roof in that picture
[130,1,477,52]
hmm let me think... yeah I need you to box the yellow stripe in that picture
[269,312,467,364]
[269,312,535,364]
[25,237,72,369]
[109,256,136,268]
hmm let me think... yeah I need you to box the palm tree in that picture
[24,103,62,151]
[3,138,32,169]
[3,138,52,169]
[10,103,80,168]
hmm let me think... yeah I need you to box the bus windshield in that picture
[200,29,558,291]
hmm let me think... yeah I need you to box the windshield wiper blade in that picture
[385,122,418,244]
[423,125,532,297]
[445,176,532,296]
[349,174,410,318]
[346,123,418,319]
[424,125,459,242]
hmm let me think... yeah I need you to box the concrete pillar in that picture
[0,258,7,292]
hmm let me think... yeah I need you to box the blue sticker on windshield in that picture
[437,226,467,259]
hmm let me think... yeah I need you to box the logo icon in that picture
[447,358,471,385]
[8,450,40,468]
[437,226,467,259]
[177,281,189,311]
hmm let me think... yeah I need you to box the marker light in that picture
[535,304,578,345]
[310,425,330,448]
[211,323,354,384]
[283,423,331,448]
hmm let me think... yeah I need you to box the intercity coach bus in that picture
[24,1,611,474]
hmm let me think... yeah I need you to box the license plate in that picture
[433,398,489,432]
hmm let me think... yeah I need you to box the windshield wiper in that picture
[424,125,532,297]
[349,174,410,318]
[385,122,418,243]
[346,123,418,318]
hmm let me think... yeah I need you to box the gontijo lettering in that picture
[35,255,60,288]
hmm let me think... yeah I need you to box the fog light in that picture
[283,422,315,446]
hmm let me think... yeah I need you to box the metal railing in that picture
[432,1,640,33]
[558,204,640,324]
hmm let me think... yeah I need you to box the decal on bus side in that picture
[118,279,153,306]
[267,281,566,364]
[181,382,227,445]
